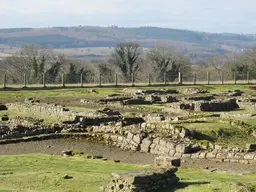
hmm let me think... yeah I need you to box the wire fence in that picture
[1,71,256,89]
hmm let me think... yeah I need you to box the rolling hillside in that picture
[0,26,256,61]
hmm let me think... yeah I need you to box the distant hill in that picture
[0,26,256,61]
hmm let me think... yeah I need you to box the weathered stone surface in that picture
[154,156,181,167]
[103,168,179,192]
[183,88,208,94]
[175,144,190,154]
[194,99,239,112]
[239,160,249,164]
[216,153,227,159]
[140,138,152,153]
[123,98,151,105]
[184,95,214,101]
[206,152,217,159]
[244,153,255,160]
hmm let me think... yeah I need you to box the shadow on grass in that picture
[161,181,210,192]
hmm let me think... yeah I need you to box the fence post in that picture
[23,73,27,88]
[234,72,237,85]
[193,72,197,85]
[221,72,224,85]
[42,73,46,88]
[99,73,102,87]
[178,72,183,85]
[115,73,118,87]
[148,74,151,86]
[207,72,210,85]
[164,72,167,85]
[62,73,65,88]
[3,74,7,89]
[131,72,135,87]
[247,71,250,84]
[80,73,83,87]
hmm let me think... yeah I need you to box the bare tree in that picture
[97,63,115,83]
[1,45,56,83]
[222,49,256,80]
[111,42,142,82]
[206,54,225,80]
[147,45,191,82]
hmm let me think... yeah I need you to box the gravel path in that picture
[0,139,256,173]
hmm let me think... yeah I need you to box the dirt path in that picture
[0,139,157,165]
[0,139,256,173]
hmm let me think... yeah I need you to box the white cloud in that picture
[1,0,256,33]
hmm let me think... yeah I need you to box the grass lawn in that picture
[0,154,255,192]
[0,85,255,98]
[180,120,256,147]
[0,154,145,192]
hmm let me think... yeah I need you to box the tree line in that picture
[0,43,255,85]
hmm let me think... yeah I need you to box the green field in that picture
[0,154,255,192]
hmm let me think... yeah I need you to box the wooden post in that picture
[99,73,102,87]
[247,71,250,84]
[115,73,118,87]
[3,74,7,89]
[80,73,83,87]
[62,73,65,87]
[193,72,197,85]
[42,73,46,88]
[207,72,210,85]
[131,72,135,87]
[234,72,237,85]
[23,73,27,88]
[178,72,183,85]
[221,72,224,85]
[164,72,167,85]
[148,73,151,86]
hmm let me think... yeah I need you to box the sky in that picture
[1,0,256,34]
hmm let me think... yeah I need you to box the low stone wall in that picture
[0,124,62,140]
[165,99,239,113]
[7,103,71,118]
[102,167,179,192]
[102,127,199,155]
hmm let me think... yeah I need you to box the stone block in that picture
[159,139,167,147]
[199,152,207,159]
[216,153,227,159]
[176,144,190,154]
[174,152,182,157]
[182,154,192,158]
[244,153,255,160]
[153,138,160,145]
[239,160,249,164]
[133,135,141,145]
[234,152,245,160]
[191,152,200,159]
[154,156,181,167]
[206,152,217,159]
[166,142,176,150]
[140,139,152,153]
[168,150,176,156]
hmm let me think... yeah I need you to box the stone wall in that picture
[102,167,179,192]
[165,99,239,113]
[0,124,62,140]
[7,103,71,118]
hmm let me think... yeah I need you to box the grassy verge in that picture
[0,154,255,192]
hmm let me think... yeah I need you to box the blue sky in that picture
[1,0,256,34]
